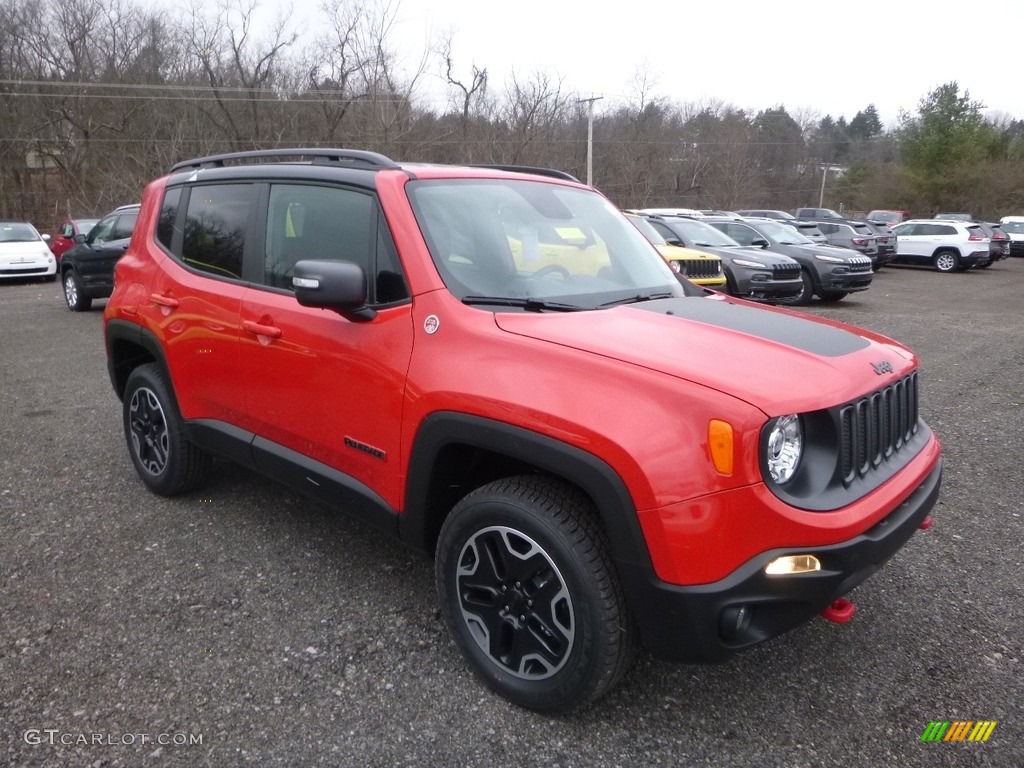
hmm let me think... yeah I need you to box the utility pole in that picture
[819,164,840,207]
[579,96,603,186]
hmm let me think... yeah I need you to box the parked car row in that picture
[628,210,873,305]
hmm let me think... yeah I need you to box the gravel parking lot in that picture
[2,261,1022,768]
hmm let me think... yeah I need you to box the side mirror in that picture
[665,236,684,247]
[41,233,51,241]
[74,233,88,244]
[752,238,769,248]
[292,259,376,322]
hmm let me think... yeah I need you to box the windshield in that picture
[756,219,814,244]
[658,217,741,248]
[626,214,668,246]
[77,219,100,233]
[871,212,899,223]
[408,180,686,309]
[0,223,42,243]
[1001,221,1024,234]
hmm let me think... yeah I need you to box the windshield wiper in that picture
[597,291,676,308]
[462,295,582,312]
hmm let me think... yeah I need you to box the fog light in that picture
[719,604,751,641]
[765,554,821,575]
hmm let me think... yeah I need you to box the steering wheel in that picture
[529,264,571,280]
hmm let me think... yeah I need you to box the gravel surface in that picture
[1,261,1022,767]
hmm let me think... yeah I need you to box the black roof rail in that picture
[470,164,581,183]
[170,148,400,173]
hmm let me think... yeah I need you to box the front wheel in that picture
[435,476,634,713]
[122,363,211,496]
[778,270,814,306]
[818,290,848,302]
[63,270,92,311]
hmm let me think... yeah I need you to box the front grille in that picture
[848,257,873,273]
[677,258,722,279]
[1010,241,1024,257]
[771,263,801,280]
[838,372,918,485]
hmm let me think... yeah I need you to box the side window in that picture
[265,184,372,289]
[87,216,116,245]
[818,223,836,234]
[61,224,74,237]
[181,184,253,280]
[937,225,956,236]
[263,183,407,304]
[157,187,182,251]
[111,212,137,240]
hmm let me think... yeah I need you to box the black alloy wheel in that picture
[435,476,634,712]
[122,363,211,496]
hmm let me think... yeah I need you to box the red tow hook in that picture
[919,515,933,530]
[821,598,856,624]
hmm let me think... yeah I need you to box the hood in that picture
[694,244,797,266]
[0,241,50,261]
[655,243,718,261]
[494,296,915,415]
[766,242,867,263]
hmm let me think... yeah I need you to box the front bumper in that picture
[621,458,942,663]
[824,269,874,292]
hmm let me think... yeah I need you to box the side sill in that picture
[185,419,399,538]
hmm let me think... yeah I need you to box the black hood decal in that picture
[629,298,869,357]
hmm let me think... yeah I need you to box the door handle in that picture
[150,294,179,309]
[242,320,282,339]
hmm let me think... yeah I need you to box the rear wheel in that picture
[123,363,211,496]
[933,250,959,273]
[435,476,634,713]
[62,270,91,311]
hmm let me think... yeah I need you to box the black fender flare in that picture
[400,411,656,575]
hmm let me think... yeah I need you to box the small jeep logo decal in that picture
[871,360,894,375]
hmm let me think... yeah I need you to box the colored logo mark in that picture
[920,721,997,742]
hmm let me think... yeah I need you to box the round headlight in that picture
[766,414,803,484]
[668,260,682,274]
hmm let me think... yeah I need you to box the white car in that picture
[889,219,990,272]
[0,221,56,281]
[999,216,1024,258]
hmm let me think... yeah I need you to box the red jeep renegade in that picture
[103,149,943,712]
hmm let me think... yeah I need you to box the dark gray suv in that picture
[704,217,873,305]
[639,214,803,302]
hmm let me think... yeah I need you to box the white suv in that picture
[889,219,990,272]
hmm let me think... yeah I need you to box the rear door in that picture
[143,183,255,428]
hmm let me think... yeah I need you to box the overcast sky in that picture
[283,0,1020,128]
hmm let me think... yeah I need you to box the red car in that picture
[49,217,99,263]
[103,150,943,712]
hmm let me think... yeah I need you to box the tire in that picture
[62,270,92,311]
[435,476,634,713]
[978,260,992,269]
[818,291,848,302]
[779,269,814,306]
[122,363,211,496]
[933,250,959,273]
